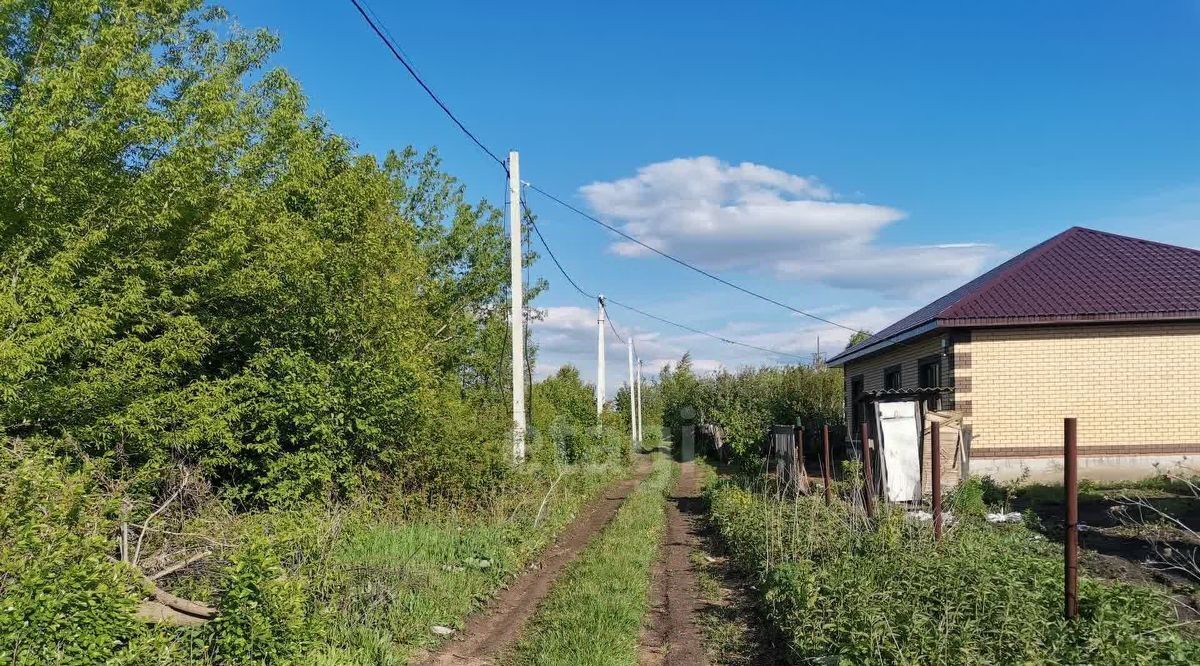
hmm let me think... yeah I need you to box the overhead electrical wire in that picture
[348,0,857,349]
[524,183,858,333]
[523,199,809,362]
[349,0,508,171]
[521,193,625,345]
[602,302,626,344]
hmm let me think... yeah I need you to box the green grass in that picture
[506,455,677,666]
[303,462,628,665]
[999,471,1200,510]
[706,479,1200,665]
[687,459,770,666]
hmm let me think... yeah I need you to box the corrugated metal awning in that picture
[857,387,954,402]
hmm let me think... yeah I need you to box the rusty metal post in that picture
[931,422,942,541]
[822,425,833,505]
[791,425,804,496]
[1064,417,1079,620]
[860,422,875,518]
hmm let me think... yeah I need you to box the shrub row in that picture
[706,481,1200,665]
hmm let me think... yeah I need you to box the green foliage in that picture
[614,373,664,452]
[0,447,155,665]
[706,482,1200,665]
[0,0,523,505]
[527,365,634,464]
[531,365,599,463]
[844,330,872,350]
[945,475,988,521]
[656,353,843,461]
[205,542,312,665]
[657,352,703,437]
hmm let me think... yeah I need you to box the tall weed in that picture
[706,481,1200,665]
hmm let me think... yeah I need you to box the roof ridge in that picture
[830,226,1200,366]
[937,227,1079,321]
[1068,226,1200,257]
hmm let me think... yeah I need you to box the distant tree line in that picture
[653,353,844,460]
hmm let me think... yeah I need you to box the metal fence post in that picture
[931,422,942,541]
[1064,417,1079,620]
[822,425,833,505]
[792,425,802,497]
[860,422,875,518]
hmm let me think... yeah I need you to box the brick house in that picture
[827,227,1200,486]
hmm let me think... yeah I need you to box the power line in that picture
[521,194,626,344]
[522,195,595,301]
[348,0,852,346]
[523,201,808,362]
[604,297,808,362]
[348,0,508,171]
[601,301,625,344]
[523,183,858,333]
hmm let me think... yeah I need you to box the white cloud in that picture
[580,156,997,296]
[776,243,996,296]
[531,300,917,396]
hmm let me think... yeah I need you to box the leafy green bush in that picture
[945,475,988,520]
[205,542,313,665]
[0,449,160,665]
[656,353,843,464]
[706,482,1200,665]
[530,365,632,464]
[0,0,518,506]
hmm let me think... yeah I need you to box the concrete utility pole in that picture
[627,338,636,444]
[508,151,525,462]
[596,295,606,419]
[635,358,644,445]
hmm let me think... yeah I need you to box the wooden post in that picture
[931,422,942,541]
[860,422,875,518]
[1064,417,1079,620]
[822,425,833,505]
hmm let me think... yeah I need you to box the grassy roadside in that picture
[305,461,629,664]
[506,454,677,666]
[689,459,787,666]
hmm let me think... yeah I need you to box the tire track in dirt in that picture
[420,455,656,666]
[639,460,708,666]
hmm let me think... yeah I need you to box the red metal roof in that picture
[829,227,1200,364]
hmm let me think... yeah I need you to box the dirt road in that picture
[639,461,708,666]
[421,456,655,666]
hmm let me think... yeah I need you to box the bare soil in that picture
[419,456,655,666]
[1015,488,1200,622]
[692,546,789,666]
[639,461,708,666]
[692,462,791,666]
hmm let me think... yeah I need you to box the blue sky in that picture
[222,1,1200,391]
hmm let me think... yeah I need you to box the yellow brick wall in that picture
[843,334,958,492]
[956,322,1200,452]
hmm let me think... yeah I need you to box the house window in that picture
[918,355,942,409]
[918,357,941,388]
[883,365,902,390]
